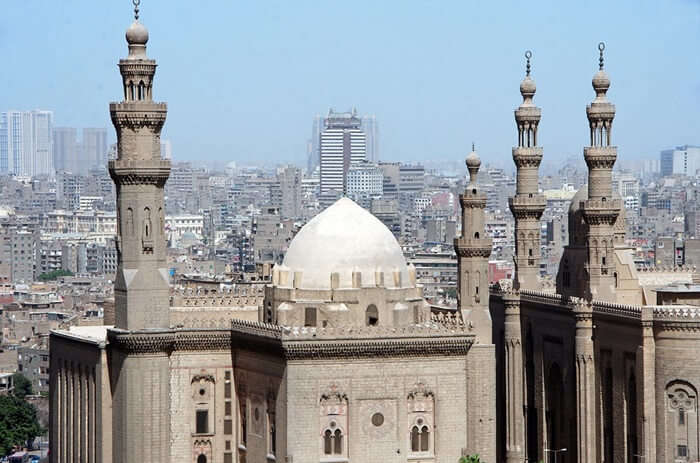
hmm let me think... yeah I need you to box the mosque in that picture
[50,4,700,463]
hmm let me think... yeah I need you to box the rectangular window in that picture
[225,401,232,416]
[196,410,209,434]
[224,419,233,435]
[224,382,231,399]
[225,370,231,381]
[225,440,231,451]
[678,445,688,457]
[223,454,232,463]
[680,408,686,425]
[305,307,317,327]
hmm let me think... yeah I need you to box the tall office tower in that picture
[160,138,172,159]
[509,51,546,290]
[362,115,379,162]
[307,115,321,173]
[108,6,172,462]
[581,43,620,301]
[32,111,54,177]
[53,127,78,173]
[83,128,109,170]
[0,110,54,177]
[319,108,366,206]
[278,165,302,219]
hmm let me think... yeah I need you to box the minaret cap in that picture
[125,0,149,58]
[519,50,536,103]
[466,143,481,185]
[592,42,610,97]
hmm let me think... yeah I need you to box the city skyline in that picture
[2,1,698,166]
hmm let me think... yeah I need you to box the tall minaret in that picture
[509,51,545,290]
[581,43,619,300]
[455,145,493,342]
[455,146,496,460]
[109,0,170,330]
[108,3,172,462]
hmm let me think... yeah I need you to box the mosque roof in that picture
[282,197,410,290]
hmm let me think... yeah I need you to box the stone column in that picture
[574,300,596,463]
[503,291,525,462]
[639,306,656,460]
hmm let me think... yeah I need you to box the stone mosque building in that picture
[49,5,700,463]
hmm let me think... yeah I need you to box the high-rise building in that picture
[362,115,379,162]
[319,108,366,205]
[278,165,302,219]
[53,127,78,173]
[0,110,54,177]
[307,115,321,173]
[83,128,109,170]
[660,145,700,177]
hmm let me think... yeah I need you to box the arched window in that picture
[333,429,343,454]
[138,81,145,100]
[410,425,431,452]
[323,430,332,454]
[666,380,698,459]
[323,428,343,455]
[197,455,206,463]
[366,304,378,326]
[474,232,480,239]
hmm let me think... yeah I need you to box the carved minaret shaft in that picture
[509,51,545,290]
[455,146,493,343]
[581,43,619,301]
[456,146,496,461]
[107,5,172,463]
[109,2,170,330]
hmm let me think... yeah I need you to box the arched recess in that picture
[366,304,378,326]
[666,380,698,461]
[525,326,537,462]
[545,363,564,455]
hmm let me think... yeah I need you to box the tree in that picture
[459,456,483,463]
[11,373,33,400]
[0,395,43,456]
[38,269,73,281]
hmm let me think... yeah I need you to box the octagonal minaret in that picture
[109,0,170,330]
[581,43,620,300]
[455,146,493,343]
[509,51,546,290]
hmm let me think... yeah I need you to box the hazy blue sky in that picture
[2,1,699,168]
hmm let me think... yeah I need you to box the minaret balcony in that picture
[109,159,171,185]
[512,147,543,166]
[459,194,487,208]
[581,199,620,225]
[584,147,617,168]
[508,195,545,217]
[454,237,493,258]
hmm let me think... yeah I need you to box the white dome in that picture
[282,197,410,290]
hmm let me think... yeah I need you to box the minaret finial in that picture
[133,0,140,21]
[598,42,605,70]
[525,50,532,77]
[472,141,475,152]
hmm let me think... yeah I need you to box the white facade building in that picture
[0,110,54,177]
[346,162,383,196]
[660,145,700,177]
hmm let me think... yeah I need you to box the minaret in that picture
[581,43,619,300]
[456,146,496,461]
[108,3,172,462]
[109,0,170,330]
[509,51,546,290]
[455,145,493,342]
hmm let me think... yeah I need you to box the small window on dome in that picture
[366,304,379,326]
